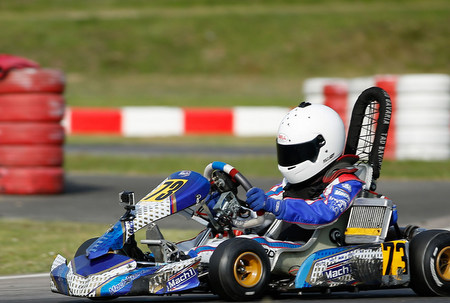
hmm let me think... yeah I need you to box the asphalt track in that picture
[1,144,449,302]
[2,273,450,303]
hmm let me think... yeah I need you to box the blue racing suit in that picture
[247,172,364,229]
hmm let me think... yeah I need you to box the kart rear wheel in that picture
[209,238,270,301]
[410,229,450,296]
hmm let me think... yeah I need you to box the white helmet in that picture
[277,102,345,184]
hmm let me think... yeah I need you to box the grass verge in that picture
[0,219,199,276]
[0,1,448,107]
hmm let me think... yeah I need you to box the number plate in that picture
[141,179,188,202]
[382,240,408,276]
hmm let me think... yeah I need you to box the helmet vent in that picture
[298,102,311,108]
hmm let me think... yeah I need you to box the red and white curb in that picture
[63,106,290,138]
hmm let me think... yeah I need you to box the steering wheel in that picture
[204,161,253,192]
[203,162,266,230]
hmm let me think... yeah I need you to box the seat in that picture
[141,223,179,263]
[354,163,374,191]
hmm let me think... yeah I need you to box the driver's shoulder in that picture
[267,183,284,199]
[334,172,363,184]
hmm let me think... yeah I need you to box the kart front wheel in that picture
[410,229,450,296]
[209,238,270,301]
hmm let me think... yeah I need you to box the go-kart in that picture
[50,87,450,301]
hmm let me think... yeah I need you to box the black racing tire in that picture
[209,238,270,301]
[74,237,98,258]
[410,229,450,296]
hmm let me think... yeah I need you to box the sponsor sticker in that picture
[278,133,289,143]
[324,264,351,280]
[167,267,197,291]
[178,171,192,177]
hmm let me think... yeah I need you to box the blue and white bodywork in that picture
[50,170,209,298]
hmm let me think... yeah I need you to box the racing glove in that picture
[247,187,283,216]
[246,187,266,211]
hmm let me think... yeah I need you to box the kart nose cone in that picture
[50,255,70,295]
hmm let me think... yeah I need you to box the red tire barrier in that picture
[0,145,63,167]
[0,167,64,194]
[0,123,65,145]
[0,57,66,194]
[323,84,349,128]
[0,54,40,79]
[0,68,65,94]
[0,93,65,122]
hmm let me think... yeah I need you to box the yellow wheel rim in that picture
[233,252,263,288]
[437,246,450,281]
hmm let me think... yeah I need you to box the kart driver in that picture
[246,102,364,228]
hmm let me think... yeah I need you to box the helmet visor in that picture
[277,135,325,167]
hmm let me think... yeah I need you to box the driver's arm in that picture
[247,177,363,228]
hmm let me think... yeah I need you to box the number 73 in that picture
[382,241,408,276]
